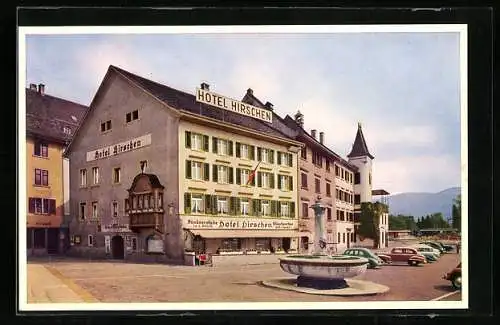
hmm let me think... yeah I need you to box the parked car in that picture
[411,245,439,262]
[414,243,441,257]
[385,247,427,266]
[443,263,462,289]
[436,241,455,252]
[342,247,392,269]
[420,241,445,254]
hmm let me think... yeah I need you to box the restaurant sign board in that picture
[181,215,297,230]
[86,134,152,162]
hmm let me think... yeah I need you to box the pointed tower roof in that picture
[347,122,374,159]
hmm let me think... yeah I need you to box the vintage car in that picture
[436,241,455,252]
[342,247,392,269]
[420,241,446,254]
[411,245,440,262]
[443,263,462,289]
[385,247,427,266]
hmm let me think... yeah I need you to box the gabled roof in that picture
[26,88,88,145]
[111,65,292,140]
[347,123,374,159]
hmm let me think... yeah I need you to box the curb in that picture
[44,265,100,303]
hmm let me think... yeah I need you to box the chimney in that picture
[38,83,45,95]
[200,82,210,90]
[246,88,253,95]
[319,132,324,144]
[264,101,273,111]
[294,110,304,128]
[29,83,37,91]
[311,129,317,139]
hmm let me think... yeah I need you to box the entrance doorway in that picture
[282,237,291,252]
[47,228,59,254]
[111,235,125,259]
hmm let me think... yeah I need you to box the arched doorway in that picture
[111,235,125,259]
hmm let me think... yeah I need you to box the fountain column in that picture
[310,197,327,256]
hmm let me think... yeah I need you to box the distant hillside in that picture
[379,187,461,219]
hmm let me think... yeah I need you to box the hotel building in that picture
[26,83,87,255]
[64,65,303,262]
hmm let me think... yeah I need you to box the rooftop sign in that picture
[195,88,273,123]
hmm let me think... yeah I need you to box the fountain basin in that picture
[279,255,369,280]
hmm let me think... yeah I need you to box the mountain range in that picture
[378,187,461,219]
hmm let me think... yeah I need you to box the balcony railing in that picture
[129,213,163,229]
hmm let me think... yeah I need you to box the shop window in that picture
[26,228,32,249]
[221,238,241,251]
[255,238,270,251]
[192,236,205,254]
[33,229,45,248]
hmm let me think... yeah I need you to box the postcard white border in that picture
[18,24,468,312]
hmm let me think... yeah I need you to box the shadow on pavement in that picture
[433,284,456,292]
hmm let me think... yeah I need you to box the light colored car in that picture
[411,245,440,262]
[414,244,441,257]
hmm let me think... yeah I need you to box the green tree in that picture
[359,202,387,248]
[452,194,461,232]
[389,214,407,230]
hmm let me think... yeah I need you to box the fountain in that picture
[262,196,389,295]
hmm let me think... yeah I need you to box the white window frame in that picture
[92,167,99,185]
[217,197,228,214]
[240,199,249,215]
[113,167,121,184]
[79,169,87,187]
[191,194,204,213]
[217,165,228,184]
[241,169,250,185]
[262,172,270,188]
[92,201,98,219]
[191,161,203,180]
[280,175,289,191]
[261,200,270,216]
[240,144,249,159]
[218,139,228,155]
[280,202,289,218]
[191,133,204,151]
[261,148,270,163]
[280,152,288,166]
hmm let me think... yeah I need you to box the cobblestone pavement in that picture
[27,251,462,303]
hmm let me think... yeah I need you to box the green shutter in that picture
[228,141,233,156]
[277,174,282,189]
[203,163,209,181]
[233,197,241,216]
[277,151,282,165]
[257,148,262,161]
[213,165,218,182]
[185,131,191,148]
[184,193,191,214]
[257,172,262,187]
[289,176,293,191]
[185,160,192,179]
[270,150,274,164]
[203,135,209,151]
[236,142,241,157]
[271,200,277,217]
[205,195,212,214]
[213,137,218,153]
[236,168,241,184]
[290,202,295,218]
[250,146,255,160]
[229,197,236,215]
[248,198,253,216]
[270,173,275,188]
[288,153,293,167]
[228,167,234,184]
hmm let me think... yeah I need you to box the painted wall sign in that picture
[147,239,164,253]
[101,224,132,233]
[86,133,152,162]
[196,88,273,123]
[182,215,298,230]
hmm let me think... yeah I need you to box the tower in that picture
[347,122,374,204]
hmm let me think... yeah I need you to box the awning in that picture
[189,229,299,238]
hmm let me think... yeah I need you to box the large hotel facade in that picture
[61,65,387,262]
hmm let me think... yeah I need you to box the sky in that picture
[24,29,463,194]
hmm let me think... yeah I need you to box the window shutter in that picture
[270,150,274,164]
[235,198,241,215]
[249,146,255,160]
[277,174,282,189]
[271,200,277,217]
[288,153,293,167]
[185,131,191,148]
[257,148,262,161]
[253,199,260,217]
[277,151,282,165]
[290,202,295,218]
[212,137,218,153]
[28,198,35,213]
[203,135,209,151]
[288,176,293,191]
[184,193,191,214]
[228,141,233,156]
[248,199,253,216]
[257,172,262,187]
[236,168,241,184]
[228,167,234,184]
[50,199,56,214]
[236,142,241,157]
[185,160,192,179]
[212,165,218,182]
[204,163,210,181]
[229,197,236,215]
[205,195,212,214]
[34,143,40,156]
[270,173,275,188]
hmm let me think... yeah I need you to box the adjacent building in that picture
[64,65,303,262]
[26,83,87,256]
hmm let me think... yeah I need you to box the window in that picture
[326,183,331,197]
[369,173,372,185]
[315,178,320,193]
[112,201,118,218]
[261,200,270,216]
[240,198,250,215]
[241,169,250,185]
[261,172,272,188]
[312,151,322,167]
[34,169,48,186]
[192,161,203,180]
[277,151,292,167]
[221,238,241,251]
[217,196,228,214]
[300,146,307,160]
[192,133,204,150]
[326,159,330,171]
[302,202,308,218]
[279,175,289,191]
[34,141,48,157]
[343,233,346,243]
[301,173,308,189]
[256,238,270,251]
[214,138,230,155]
[260,148,271,163]
[280,202,290,218]
[79,202,86,220]
[88,235,94,247]
[338,233,341,244]
[126,110,139,123]
[241,144,249,159]
[131,237,137,251]
[327,207,332,221]
[28,198,55,214]
[112,167,121,184]
[79,169,87,187]
[354,195,361,204]
[354,172,361,184]
[92,167,99,185]
[91,201,98,219]
[191,194,204,213]
[100,120,112,132]
[217,165,229,184]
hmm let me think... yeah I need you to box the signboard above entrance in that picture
[182,215,297,230]
[196,88,273,123]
